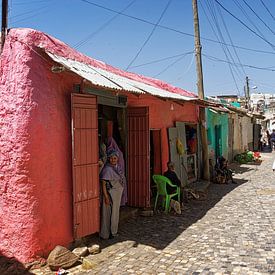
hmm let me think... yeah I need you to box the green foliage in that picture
[234,151,254,164]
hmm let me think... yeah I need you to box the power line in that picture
[79,0,275,55]
[202,53,275,71]
[170,52,195,83]
[233,0,271,41]
[9,2,53,25]
[241,0,275,35]
[201,0,243,93]
[259,0,275,21]
[130,51,194,68]
[215,2,246,76]
[153,54,187,78]
[12,0,50,5]
[208,0,242,93]
[214,0,275,51]
[74,0,137,49]
[125,0,172,70]
[10,4,49,19]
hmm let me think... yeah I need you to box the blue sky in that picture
[5,0,275,96]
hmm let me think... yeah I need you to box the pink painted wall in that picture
[127,94,198,173]
[0,32,82,263]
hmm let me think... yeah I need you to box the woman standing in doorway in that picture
[100,149,125,239]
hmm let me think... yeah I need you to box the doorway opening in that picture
[98,105,126,155]
[98,104,127,206]
[150,129,162,199]
[214,125,222,160]
[185,124,198,183]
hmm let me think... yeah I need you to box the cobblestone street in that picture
[35,153,275,274]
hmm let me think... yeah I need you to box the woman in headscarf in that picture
[99,149,125,239]
[107,137,127,205]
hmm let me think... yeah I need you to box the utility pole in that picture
[245,76,250,109]
[245,76,250,110]
[1,0,8,53]
[192,0,210,180]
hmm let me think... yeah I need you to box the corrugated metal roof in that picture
[46,52,196,102]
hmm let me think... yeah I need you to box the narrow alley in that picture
[35,153,275,275]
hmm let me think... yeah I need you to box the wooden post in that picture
[245,76,250,110]
[192,0,210,180]
[1,0,8,53]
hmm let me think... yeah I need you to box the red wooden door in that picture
[127,106,150,207]
[71,93,100,239]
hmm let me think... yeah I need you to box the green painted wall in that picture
[206,109,229,160]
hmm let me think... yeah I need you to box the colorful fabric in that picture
[100,163,125,187]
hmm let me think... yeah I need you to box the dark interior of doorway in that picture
[185,124,197,181]
[98,104,126,158]
[150,129,162,198]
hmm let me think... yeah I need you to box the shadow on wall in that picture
[0,252,33,275]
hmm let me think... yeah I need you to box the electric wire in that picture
[202,53,275,72]
[214,0,275,51]
[131,48,271,75]
[208,0,245,80]
[9,3,52,25]
[125,0,172,70]
[259,0,275,21]
[130,51,194,68]
[202,0,242,94]
[153,54,187,78]
[74,0,137,49]
[241,0,275,35]
[12,0,50,5]
[171,52,195,83]
[233,0,271,42]
[10,4,49,19]
[79,0,275,56]
[216,2,246,76]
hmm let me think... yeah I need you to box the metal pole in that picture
[192,0,210,180]
[1,0,8,53]
[246,76,250,110]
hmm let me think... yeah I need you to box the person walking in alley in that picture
[99,149,125,239]
[270,129,275,151]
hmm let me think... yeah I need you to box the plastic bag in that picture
[176,138,184,155]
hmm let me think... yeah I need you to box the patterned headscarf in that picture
[107,149,119,158]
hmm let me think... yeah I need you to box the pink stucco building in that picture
[0,28,201,263]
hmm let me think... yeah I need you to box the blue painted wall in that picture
[206,109,229,160]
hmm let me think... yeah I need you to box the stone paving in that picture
[34,153,275,274]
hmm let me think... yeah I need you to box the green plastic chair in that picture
[152,175,180,213]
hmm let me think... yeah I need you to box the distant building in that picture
[250,93,275,131]
[250,93,275,113]
[216,95,238,103]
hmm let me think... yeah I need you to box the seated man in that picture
[215,156,236,184]
[163,161,199,202]
[163,161,181,194]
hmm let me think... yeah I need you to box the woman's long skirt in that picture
[100,183,123,239]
